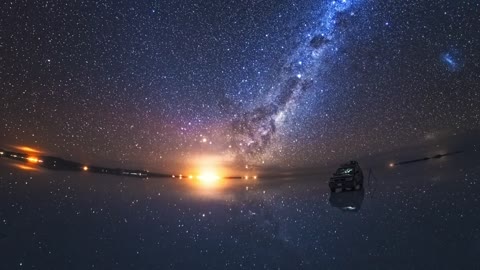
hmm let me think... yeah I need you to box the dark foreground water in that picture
[1,147,480,269]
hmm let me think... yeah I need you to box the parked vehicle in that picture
[329,161,364,192]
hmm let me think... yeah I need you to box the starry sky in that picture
[1,2,480,269]
[1,0,479,173]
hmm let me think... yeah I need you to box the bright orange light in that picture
[188,175,193,179]
[82,166,89,171]
[15,146,42,154]
[26,157,39,163]
[197,173,221,187]
[253,175,257,180]
[184,155,232,190]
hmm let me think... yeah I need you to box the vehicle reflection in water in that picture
[328,188,365,212]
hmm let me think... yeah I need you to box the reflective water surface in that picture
[1,150,480,269]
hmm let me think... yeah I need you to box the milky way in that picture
[1,0,479,170]
[229,0,361,163]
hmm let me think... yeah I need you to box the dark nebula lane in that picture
[228,0,363,163]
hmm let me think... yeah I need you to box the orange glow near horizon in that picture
[175,155,261,190]
[197,172,221,187]
[176,169,224,189]
[26,157,40,163]
[180,155,231,189]
[14,146,42,154]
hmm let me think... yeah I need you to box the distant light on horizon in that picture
[26,157,39,163]
[197,173,221,187]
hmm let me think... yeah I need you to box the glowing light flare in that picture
[197,173,221,186]
[183,154,233,189]
[26,157,39,163]
[389,163,395,168]
[83,166,89,171]
[14,146,42,154]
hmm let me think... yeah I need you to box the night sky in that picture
[2,1,480,269]
[2,0,479,173]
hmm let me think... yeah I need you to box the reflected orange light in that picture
[13,164,39,171]
[14,146,42,154]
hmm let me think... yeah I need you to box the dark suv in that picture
[329,161,364,192]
